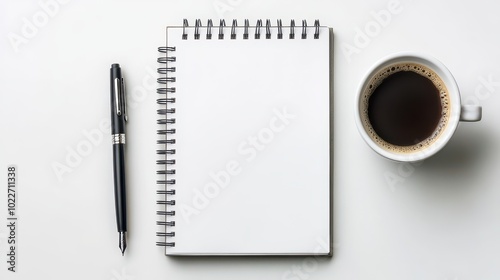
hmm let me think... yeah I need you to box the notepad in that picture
[156,19,332,255]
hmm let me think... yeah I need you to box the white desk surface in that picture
[1,0,500,279]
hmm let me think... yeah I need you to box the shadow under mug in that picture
[355,52,482,162]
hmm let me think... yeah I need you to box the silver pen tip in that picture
[119,232,127,256]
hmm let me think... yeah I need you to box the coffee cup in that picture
[355,52,482,162]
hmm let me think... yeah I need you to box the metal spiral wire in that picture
[180,19,321,40]
[156,46,176,248]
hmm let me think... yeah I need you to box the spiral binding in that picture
[179,18,320,40]
[156,18,322,248]
[157,45,176,247]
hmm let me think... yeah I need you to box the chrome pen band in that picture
[112,134,126,145]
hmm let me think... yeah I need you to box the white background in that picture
[1,0,500,279]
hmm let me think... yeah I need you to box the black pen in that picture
[110,63,128,255]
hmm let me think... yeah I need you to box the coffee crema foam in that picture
[361,62,451,154]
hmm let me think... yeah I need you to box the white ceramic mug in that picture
[355,52,482,162]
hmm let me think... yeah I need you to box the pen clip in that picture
[114,78,122,116]
[122,78,128,122]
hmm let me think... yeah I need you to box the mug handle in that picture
[460,105,482,122]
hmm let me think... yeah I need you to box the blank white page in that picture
[160,24,331,255]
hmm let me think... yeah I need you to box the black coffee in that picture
[366,64,447,148]
[368,71,442,146]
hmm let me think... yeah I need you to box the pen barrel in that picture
[113,143,127,232]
